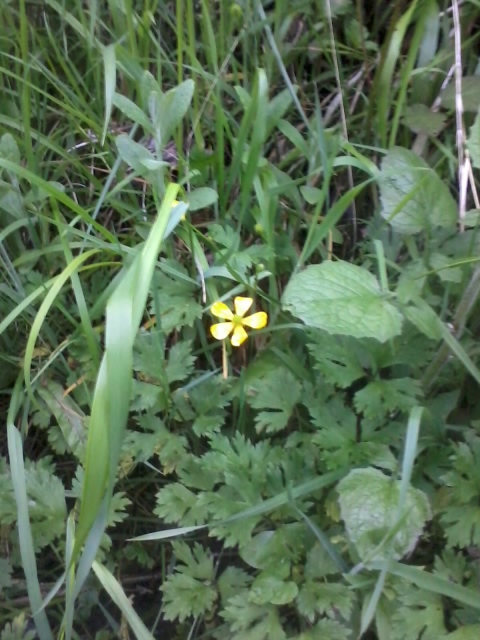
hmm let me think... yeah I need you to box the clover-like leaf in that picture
[282,261,402,342]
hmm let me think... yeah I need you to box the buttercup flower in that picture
[210,297,267,347]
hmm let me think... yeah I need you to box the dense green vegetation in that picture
[2,0,480,638]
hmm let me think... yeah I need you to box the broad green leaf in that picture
[300,185,322,205]
[113,93,152,131]
[442,76,480,112]
[467,108,480,169]
[266,86,297,136]
[186,187,218,211]
[379,147,457,234]
[159,79,194,142]
[403,304,441,340]
[337,467,431,561]
[429,253,463,283]
[115,135,155,173]
[446,626,480,639]
[0,133,20,164]
[282,261,403,342]
[403,104,446,137]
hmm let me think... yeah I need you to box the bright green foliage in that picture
[283,261,403,342]
[307,333,366,388]
[0,614,36,640]
[379,147,457,234]
[391,584,447,639]
[446,626,480,639]
[297,581,353,622]
[441,437,480,547]
[35,380,87,460]
[403,104,446,137]
[149,261,203,333]
[3,1,480,637]
[249,573,298,606]
[337,468,431,561]
[248,365,301,433]
[0,457,66,552]
[0,558,12,594]
[295,619,352,640]
[221,590,287,640]
[161,542,217,622]
[354,378,423,420]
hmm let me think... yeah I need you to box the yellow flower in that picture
[172,199,186,220]
[210,297,267,347]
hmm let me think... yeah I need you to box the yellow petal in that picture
[242,311,268,330]
[234,296,253,317]
[231,324,248,347]
[210,322,234,340]
[211,301,233,320]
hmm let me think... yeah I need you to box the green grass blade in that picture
[370,560,480,610]
[73,184,180,561]
[93,561,155,640]
[7,376,54,640]
[23,250,99,401]
[101,44,116,145]
[360,407,424,635]
[133,468,347,542]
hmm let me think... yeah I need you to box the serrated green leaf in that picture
[296,619,352,640]
[161,542,217,622]
[248,367,301,433]
[337,467,431,561]
[0,613,36,640]
[379,147,457,234]
[282,261,403,342]
[297,580,353,622]
[249,574,298,606]
[307,333,366,388]
[165,341,196,384]
[391,584,446,640]
[218,567,252,604]
[354,378,423,419]
[222,590,287,640]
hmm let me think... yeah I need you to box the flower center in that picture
[232,315,243,326]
